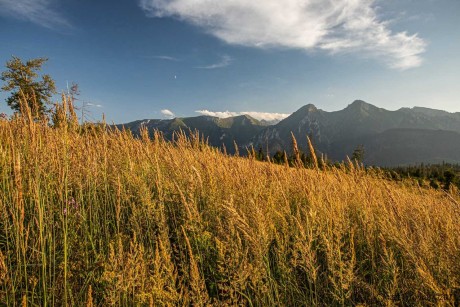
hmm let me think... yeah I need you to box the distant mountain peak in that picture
[294,103,318,115]
[235,114,257,120]
[347,100,372,108]
[218,114,261,127]
[344,100,380,116]
[305,103,318,112]
[117,101,460,166]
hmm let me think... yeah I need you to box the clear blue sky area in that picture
[1,0,459,123]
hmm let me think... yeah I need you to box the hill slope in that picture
[1,116,460,305]
[119,101,460,165]
[118,114,266,153]
[251,100,460,165]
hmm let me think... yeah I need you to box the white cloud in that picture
[161,109,175,118]
[0,0,69,28]
[196,110,290,122]
[196,55,232,69]
[139,0,426,69]
[86,103,103,108]
[147,55,180,61]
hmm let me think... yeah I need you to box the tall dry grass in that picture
[0,96,459,306]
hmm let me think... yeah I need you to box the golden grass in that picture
[0,99,459,305]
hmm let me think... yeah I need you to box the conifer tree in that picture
[1,56,56,118]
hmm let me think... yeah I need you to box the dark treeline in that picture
[250,145,460,191]
[250,147,322,168]
[383,163,460,190]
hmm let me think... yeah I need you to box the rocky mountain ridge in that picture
[118,101,460,166]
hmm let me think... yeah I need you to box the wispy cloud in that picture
[145,55,180,61]
[140,0,426,70]
[196,55,232,69]
[86,103,103,108]
[196,110,290,122]
[0,0,69,29]
[161,109,175,118]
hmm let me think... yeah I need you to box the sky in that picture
[0,0,459,123]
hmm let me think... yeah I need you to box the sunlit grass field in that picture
[1,98,459,306]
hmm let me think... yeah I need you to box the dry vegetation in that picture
[1,97,460,306]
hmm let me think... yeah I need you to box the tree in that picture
[443,170,455,190]
[1,56,56,117]
[256,147,265,161]
[429,179,439,190]
[351,145,365,164]
[68,82,80,102]
[273,151,286,164]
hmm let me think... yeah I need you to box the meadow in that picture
[0,98,459,306]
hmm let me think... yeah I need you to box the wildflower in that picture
[64,197,81,217]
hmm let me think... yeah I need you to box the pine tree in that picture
[351,145,365,164]
[1,56,56,118]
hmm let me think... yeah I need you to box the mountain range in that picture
[117,100,460,166]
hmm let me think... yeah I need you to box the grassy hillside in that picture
[1,103,460,305]
[118,114,266,155]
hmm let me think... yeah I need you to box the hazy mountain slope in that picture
[364,129,460,166]
[118,100,460,166]
[117,114,266,153]
[251,100,460,164]
[329,129,460,166]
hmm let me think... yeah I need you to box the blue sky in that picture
[0,0,459,123]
